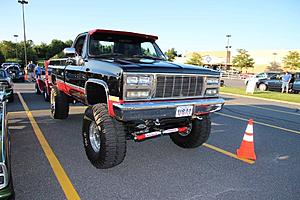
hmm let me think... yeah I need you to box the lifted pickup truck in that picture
[48,29,225,169]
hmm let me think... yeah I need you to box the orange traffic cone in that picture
[24,69,28,81]
[237,119,256,160]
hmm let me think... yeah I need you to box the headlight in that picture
[205,88,219,96]
[207,78,219,85]
[126,77,139,84]
[124,74,153,100]
[126,90,150,98]
[126,76,152,85]
[139,77,151,85]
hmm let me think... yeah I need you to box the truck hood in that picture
[112,58,220,76]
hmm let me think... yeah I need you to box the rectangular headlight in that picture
[126,76,152,85]
[139,77,151,85]
[124,74,154,100]
[126,77,139,84]
[126,90,150,99]
[207,78,219,85]
[205,88,218,96]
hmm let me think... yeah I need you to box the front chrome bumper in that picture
[113,97,225,121]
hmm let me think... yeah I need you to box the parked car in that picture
[4,65,24,82]
[291,73,300,93]
[0,89,15,199]
[0,70,13,103]
[0,63,19,69]
[256,72,300,92]
[48,29,224,169]
[35,61,52,101]
[245,72,281,85]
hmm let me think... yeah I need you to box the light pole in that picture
[13,34,19,59]
[18,0,28,67]
[225,34,232,70]
[273,52,277,63]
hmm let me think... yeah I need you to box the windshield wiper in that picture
[132,55,164,60]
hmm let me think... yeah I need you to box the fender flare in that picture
[84,79,118,117]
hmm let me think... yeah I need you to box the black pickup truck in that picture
[48,29,225,169]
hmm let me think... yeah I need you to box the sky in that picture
[0,0,299,54]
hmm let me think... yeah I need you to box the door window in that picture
[74,35,87,56]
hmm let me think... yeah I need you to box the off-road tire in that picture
[35,83,41,94]
[170,115,211,148]
[50,87,69,119]
[82,104,126,169]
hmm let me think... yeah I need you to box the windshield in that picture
[89,34,166,60]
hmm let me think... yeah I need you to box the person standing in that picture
[281,71,292,93]
[27,61,35,82]
[35,64,42,79]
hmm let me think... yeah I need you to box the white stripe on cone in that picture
[243,134,253,142]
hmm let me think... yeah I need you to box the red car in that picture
[35,60,52,101]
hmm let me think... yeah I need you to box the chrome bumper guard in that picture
[113,98,225,121]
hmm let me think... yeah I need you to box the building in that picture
[174,50,300,73]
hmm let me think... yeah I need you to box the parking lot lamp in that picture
[18,0,28,67]
[273,52,277,63]
[13,34,19,58]
[225,34,232,71]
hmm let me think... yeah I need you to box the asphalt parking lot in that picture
[7,83,300,200]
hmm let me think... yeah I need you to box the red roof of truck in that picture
[88,29,158,41]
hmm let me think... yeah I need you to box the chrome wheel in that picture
[89,122,101,153]
[259,84,267,91]
[50,90,55,115]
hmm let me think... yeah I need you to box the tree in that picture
[47,39,66,58]
[64,40,73,47]
[0,41,15,59]
[282,51,300,71]
[34,42,49,60]
[232,49,255,72]
[0,50,5,64]
[165,48,177,61]
[186,52,203,66]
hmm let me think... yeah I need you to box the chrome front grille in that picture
[154,75,204,99]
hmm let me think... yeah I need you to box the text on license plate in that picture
[176,106,193,117]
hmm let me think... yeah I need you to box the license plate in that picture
[176,106,193,117]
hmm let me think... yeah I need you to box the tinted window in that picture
[0,70,7,78]
[89,33,165,59]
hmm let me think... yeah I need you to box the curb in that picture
[220,92,300,106]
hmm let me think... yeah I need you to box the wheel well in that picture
[86,82,107,105]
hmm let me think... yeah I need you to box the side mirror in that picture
[63,48,76,57]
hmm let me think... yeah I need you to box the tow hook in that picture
[134,127,187,141]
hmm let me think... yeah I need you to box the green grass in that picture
[220,86,300,104]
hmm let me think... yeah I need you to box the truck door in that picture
[64,34,87,100]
